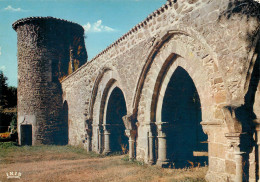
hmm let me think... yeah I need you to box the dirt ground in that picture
[0,144,207,182]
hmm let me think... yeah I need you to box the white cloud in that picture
[83,23,91,32]
[83,20,116,33]
[4,5,25,12]
[0,66,6,72]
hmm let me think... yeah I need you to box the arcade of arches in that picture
[80,46,259,182]
[13,1,258,181]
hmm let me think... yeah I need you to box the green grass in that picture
[0,142,105,164]
[0,143,207,182]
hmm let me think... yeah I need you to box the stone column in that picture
[148,130,154,164]
[156,122,169,167]
[255,119,260,182]
[125,129,136,160]
[98,126,103,154]
[85,129,91,152]
[103,124,111,154]
[146,123,156,165]
[91,124,98,152]
[226,133,246,182]
[84,117,92,152]
[122,114,137,160]
[234,148,244,182]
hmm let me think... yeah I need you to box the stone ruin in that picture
[13,0,260,181]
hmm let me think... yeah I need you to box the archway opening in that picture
[106,87,128,153]
[56,101,68,145]
[161,66,208,168]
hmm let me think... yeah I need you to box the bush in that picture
[0,112,16,133]
[10,113,17,131]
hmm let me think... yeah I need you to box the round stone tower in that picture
[13,17,87,145]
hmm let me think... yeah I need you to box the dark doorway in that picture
[106,87,128,153]
[161,67,208,168]
[20,125,32,145]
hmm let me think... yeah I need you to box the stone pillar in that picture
[85,129,91,152]
[234,150,244,182]
[92,124,99,152]
[84,117,92,152]
[255,119,260,182]
[156,122,169,167]
[125,129,136,160]
[146,123,156,165]
[103,124,111,154]
[122,114,137,160]
[98,126,103,154]
[148,130,154,164]
[226,133,246,182]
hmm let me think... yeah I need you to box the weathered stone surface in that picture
[14,0,260,181]
[13,17,87,145]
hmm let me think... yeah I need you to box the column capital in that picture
[254,119,260,131]
[225,132,250,152]
[92,123,103,128]
[155,121,169,131]
[145,122,156,133]
[102,124,111,131]
[122,113,136,130]
[145,122,156,127]
[125,129,136,138]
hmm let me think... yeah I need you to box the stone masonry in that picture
[13,0,260,181]
[13,17,87,145]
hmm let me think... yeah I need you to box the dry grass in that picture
[2,107,17,113]
[0,143,207,182]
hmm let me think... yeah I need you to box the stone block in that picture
[225,160,236,175]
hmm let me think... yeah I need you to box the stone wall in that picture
[61,0,260,181]
[13,0,260,181]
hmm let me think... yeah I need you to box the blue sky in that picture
[0,0,165,87]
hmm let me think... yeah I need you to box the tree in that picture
[6,86,17,108]
[0,71,17,133]
[0,71,8,110]
[0,71,17,109]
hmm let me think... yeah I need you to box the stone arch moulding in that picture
[100,81,128,126]
[134,30,230,130]
[90,67,128,125]
[131,28,219,117]
[90,67,129,153]
[88,67,112,122]
[132,30,230,167]
[132,30,241,180]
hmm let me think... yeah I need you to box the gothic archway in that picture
[104,87,128,153]
[160,66,208,168]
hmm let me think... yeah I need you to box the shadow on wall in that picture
[106,87,128,153]
[55,101,69,145]
[161,67,208,168]
[236,52,259,181]
[219,0,260,48]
